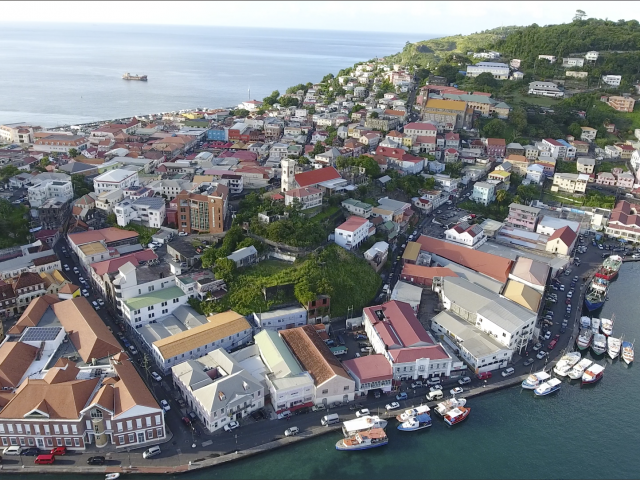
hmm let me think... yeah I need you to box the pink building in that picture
[504,203,541,232]
[615,171,635,189]
[485,138,506,157]
[596,172,616,186]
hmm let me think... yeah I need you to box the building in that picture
[581,127,598,142]
[114,197,166,229]
[608,96,635,113]
[604,200,640,241]
[485,138,506,157]
[280,161,342,193]
[284,186,323,210]
[226,246,258,268]
[421,99,471,130]
[466,62,509,80]
[67,228,139,268]
[471,181,496,206]
[27,176,73,208]
[341,198,372,218]
[536,216,580,237]
[444,223,486,247]
[577,157,595,174]
[526,164,545,184]
[33,134,89,154]
[505,203,540,232]
[121,285,189,329]
[527,81,564,98]
[602,75,622,87]
[585,51,599,61]
[362,301,453,381]
[538,55,556,63]
[171,348,264,433]
[174,185,229,235]
[253,306,307,332]
[551,173,589,193]
[508,256,550,294]
[93,169,139,195]
[334,216,373,250]
[562,57,585,68]
[390,281,423,313]
[400,265,458,287]
[280,326,355,406]
[545,226,578,255]
[342,355,393,395]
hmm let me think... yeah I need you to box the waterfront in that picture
[8,261,640,479]
[0,23,427,127]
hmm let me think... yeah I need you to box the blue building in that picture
[207,128,228,141]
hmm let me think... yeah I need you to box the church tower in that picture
[281,158,296,192]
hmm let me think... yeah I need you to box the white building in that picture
[585,51,599,61]
[471,181,496,206]
[551,173,589,193]
[528,81,564,97]
[284,186,323,210]
[171,348,264,433]
[95,188,125,214]
[253,306,307,331]
[27,176,73,208]
[602,75,622,87]
[444,222,486,247]
[334,216,373,250]
[121,280,188,328]
[562,57,585,68]
[114,197,166,228]
[93,169,139,194]
[466,62,509,80]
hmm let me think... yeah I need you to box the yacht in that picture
[622,341,635,365]
[534,378,562,396]
[336,428,388,451]
[607,336,622,359]
[396,405,430,422]
[582,364,605,385]
[592,333,607,356]
[553,352,581,377]
[443,407,470,426]
[434,397,467,417]
[568,358,593,380]
[521,371,551,389]
[580,316,591,330]
[397,413,432,431]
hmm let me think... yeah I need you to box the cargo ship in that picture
[584,277,608,312]
[594,255,622,281]
[123,73,148,81]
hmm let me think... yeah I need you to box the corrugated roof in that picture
[9,294,60,335]
[342,354,392,383]
[336,216,369,233]
[254,330,302,378]
[503,280,542,312]
[424,98,467,111]
[389,345,450,363]
[124,286,185,311]
[112,352,160,415]
[510,257,549,287]
[432,311,506,358]
[363,301,434,349]
[402,241,421,261]
[548,226,577,247]
[401,264,458,281]
[68,227,138,247]
[294,166,341,188]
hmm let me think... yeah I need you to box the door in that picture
[137,432,145,443]
[36,438,44,448]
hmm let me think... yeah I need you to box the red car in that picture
[548,339,558,350]
[50,446,67,456]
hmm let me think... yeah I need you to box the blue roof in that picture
[556,139,572,148]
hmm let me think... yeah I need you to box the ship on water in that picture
[584,277,609,312]
[594,255,623,281]
[123,73,148,81]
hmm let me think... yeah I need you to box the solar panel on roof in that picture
[21,326,62,342]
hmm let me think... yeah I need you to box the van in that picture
[34,454,56,465]
[321,413,340,426]
[477,371,492,380]
[426,389,443,401]
[3,446,22,455]
[142,445,161,459]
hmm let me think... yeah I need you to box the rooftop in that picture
[336,216,369,233]
[124,286,185,311]
[342,354,392,383]
[363,300,434,349]
[432,311,507,359]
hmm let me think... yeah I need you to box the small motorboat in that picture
[553,352,581,377]
[607,336,622,359]
[521,371,551,389]
[622,341,635,365]
[534,378,562,396]
[582,364,605,385]
[106,474,121,480]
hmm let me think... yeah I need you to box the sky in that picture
[1,1,639,35]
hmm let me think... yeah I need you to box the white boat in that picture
[534,378,562,396]
[106,475,121,480]
[580,316,591,329]
[396,404,430,422]
[397,412,432,431]
[434,397,467,417]
[582,364,605,384]
[568,358,593,380]
[336,428,388,451]
[622,341,634,365]
[600,315,614,336]
[592,333,607,355]
[553,352,581,377]
[521,371,551,389]
[342,416,388,436]
[576,329,593,351]
[591,318,601,334]
[607,336,622,359]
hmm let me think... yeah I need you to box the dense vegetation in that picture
[106,214,158,245]
[0,199,30,248]
[194,244,381,317]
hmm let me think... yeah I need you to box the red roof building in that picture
[294,166,341,188]
[342,354,393,392]
[400,264,458,287]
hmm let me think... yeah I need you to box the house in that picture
[538,55,557,63]
[334,216,373,250]
[602,75,622,87]
[580,127,597,142]
[488,170,511,183]
[114,197,166,228]
[536,216,580,237]
[526,163,545,184]
[485,138,506,157]
[284,186,323,210]
[27,175,73,208]
[33,134,89,154]
[280,161,342,193]
[608,96,635,113]
[615,143,635,160]
[604,200,640,241]
[471,181,496,206]
[545,226,578,256]
[227,246,258,267]
[342,355,393,394]
[422,99,471,130]
[341,198,373,218]
[280,326,355,406]
[466,62,509,80]
[400,264,458,287]
[364,241,389,271]
[616,171,635,189]
[596,172,616,186]
[504,203,540,232]
[171,348,264,433]
[551,173,589,193]
[444,222,486,247]
[577,157,597,176]
[93,169,139,194]
[253,306,307,331]
[528,81,564,97]
[362,301,453,381]
[570,140,590,155]
[562,57,585,68]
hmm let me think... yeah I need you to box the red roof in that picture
[401,264,458,281]
[389,345,450,363]
[294,166,341,188]
[548,226,577,247]
[342,354,392,383]
[364,301,433,349]
[68,228,138,247]
[415,235,513,283]
[486,138,506,146]
[336,216,369,233]
[610,200,640,227]
[90,250,158,276]
[444,132,459,141]
[543,138,562,146]
[272,193,284,201]
[404,122,438,131]
[285,186,322,198]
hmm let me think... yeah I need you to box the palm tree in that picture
[496,189,508,204]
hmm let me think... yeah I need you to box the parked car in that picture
[429,385,443,392]
[396,392,408,401]
[50,447,67,456]
[533,343,542,351]
[477,371,492,380]
[385,402,400,411]
[355,408,371,417]
[284,427,300,437]
[312,404,326,412]
[151,372,162,382]
[548,339,558,350]
[128,345,138,355]
[224,421,240,432]
[87,456,105,465]
[426,377,442,386]
[3,446,22,455]
[178,231,188,237]
[142,446,161,459]
[277,410,292,420]
[501,367,515,377]
[536,350,547,360]
[523,358,535,366]
[160,400,170,412]
[450,387,464,395]
[458,376,471,385]
[21,448,40,456]
[410,381,423,389]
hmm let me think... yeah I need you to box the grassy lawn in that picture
[542,191,582,205]
[242,259,293,277]
[310,205,340,221]
[502,91,563,108]
[596,161,624,173]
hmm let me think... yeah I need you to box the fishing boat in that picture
[533,378,562,396]
[576,329,593,350]
[122,73,147,81]
[568,358,593,380]
[622,341,635,365]
[584,277,609,312]
[521,371,551,389]
[553,352,582,377]
[434,397,467,417]
[600,314,614,336]
[594,254,622,281]
[582,364,605,384]
[396,405,430,422]
[591,318,601,334]
[607,336,622,359]
[397,412,432,431]
[592,333,607,355]
[443,407,470,426]
[342,416,388,436]
[580,316,591,330]
[336,428,388,451]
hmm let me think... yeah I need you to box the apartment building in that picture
[608,96,635,113]
[33,134,89,154]
[335,216,373,250]
[504,203,541,232]
[93,169,139,194]
[114,197,166,228]
[174,184,229,235]
[552,173,589,193]
[284,186,323,210]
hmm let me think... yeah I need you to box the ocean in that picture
[0,23,427,127]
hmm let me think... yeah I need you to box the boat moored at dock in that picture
[342,416,388,437]
[582,364,605,384]
[534,378,562,396]
[336,428,388,451]
[576,329,593,351]
[600,315,614,336]
[584,277,609,312]
[568,358,593,380]
[397,413,432,431]
[396,405,430,422]
[434,397,467,417]
[608,336,622,359]
[622,341,635,365]
[553,352,581,377]
[580,316,592,330]
[592,333,607,356]
[591,318,601,334]
[443,407,470,426]
[521,371,551,389]
[595,255,622,281]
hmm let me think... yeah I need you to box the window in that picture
[147,429,153,440]
[161,301,168,307]
[156,427,163,438]
[19,437,26,446]
[74,438,80,447]
[62,425,69,435]
[25,424,30,434]
[117,422,123,432]
[54,425,60,434]
[148,305,154,311]
[71,425,78,434]
[136,419,142,429]
[1,438,6,446]
[155,415,161,426]
[65,438,72,447]
[28,438,34,446]
[57,438,63,446]
[146,417,152,427]
[343,385,350,391]
[118,435,124,444]
[322,389,328,394]
[128,433,135,443]
[91,409,102,419]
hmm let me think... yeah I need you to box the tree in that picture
[369,111,379,119]
[106,213,117,226]
[214,258,237,284]
[68,148,79,158]
[508,106,528,136]
[481,118,507,138]
[573,9,587,21]
[262,90,280,106]
[0,165,20,183]
[496,189,509,204]
[230,108,250,118]
[435,64,459,83]
[473,72,498,88]
[71,174,94,199]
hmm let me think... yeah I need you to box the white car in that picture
[224,421,239,432]
[160,400,170,412]
[82,290,89,297]
[178,231,188,237]
[537,350,547,360]
[151,372,162,382]
[277,410,292,420]
[284,426,299,437]
[355,408,370,417]
[501,367,515,377]
[98,299,105,306]
[385,402,400,411]
[63,264,70,271]
[450,387,464,395]
[429,385,442,392]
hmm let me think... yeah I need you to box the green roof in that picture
[254,330,302,376]
[342,198,373,210]
[124,286,186,311]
